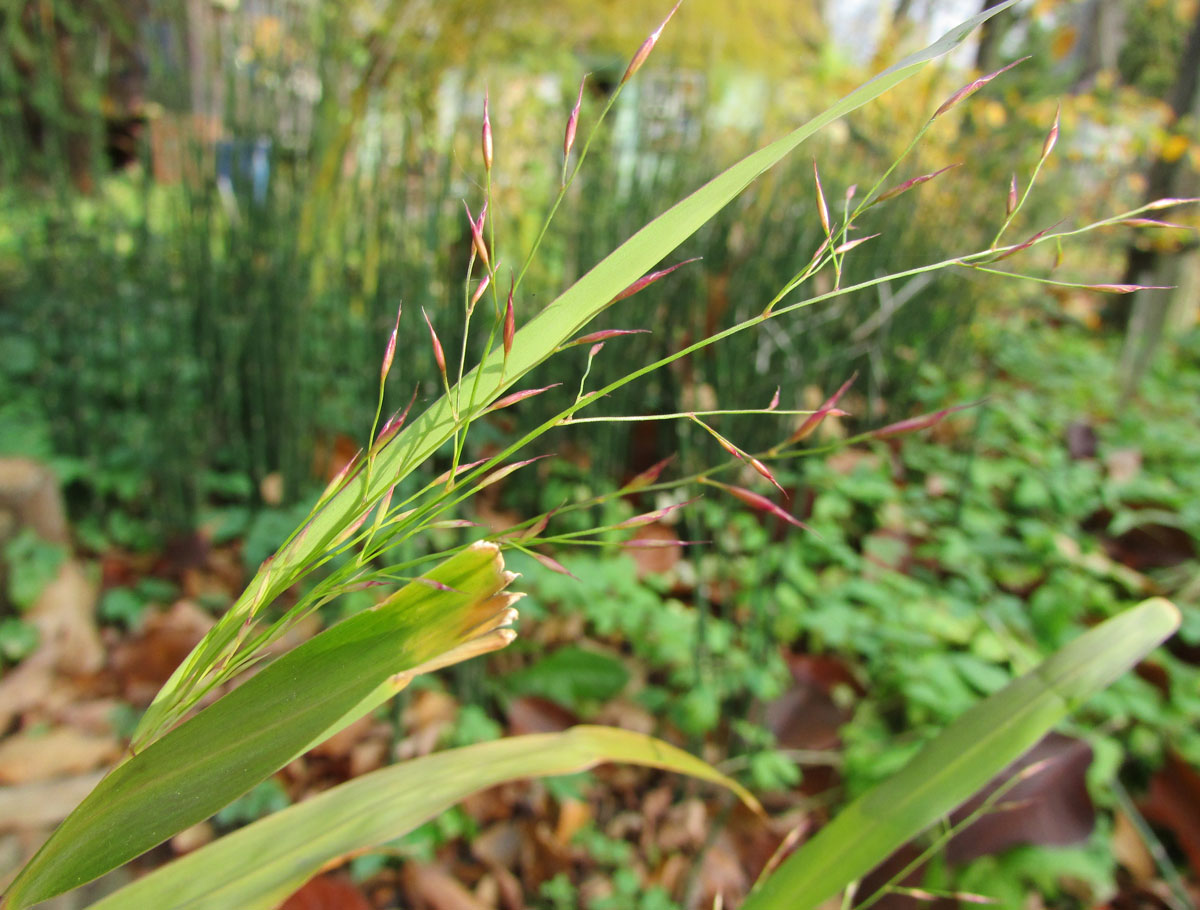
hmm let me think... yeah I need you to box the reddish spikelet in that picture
[334,509,372,546]
[833,233,880,255]
[614,497,698,530]
[381,303,401,382]
[428,519,482,530]
[1084,283,1173,294]
[1040,103,1060,161]
[433,458,489,486]
[464,201,490,269]
[470,272,491,308]
[813,160,831,234]
[564,76,586,162]
[422,308,446,379]
[566,328,651,347]
[845,184,857,203]
[871,402,976,439]
[991,221,1062,262]
[622,454,674,491]
[767,387,780,410]
[1144,197,1200,211]
[413,577,461,594]
[1007,174,1019,216]
[696,421,744,461]
[503,278,516,359]
[611,257,700,305]
[481,90,493,172]
[319,449,362,499]
[704,479,810,531]
[588,342,605,358]
[376,484,395,521]
[1119,218,1191,229]
[377,386,420,446]
[621,538,702,549]
[530,550,577,579]
[487,384,561,412]
[514,509,555,541]
[621,1,681,86]
[748,457,785,496]
[788,373,857,445]
[478,454,554,490]
[932,56,1030,120]
[876,164,962,204]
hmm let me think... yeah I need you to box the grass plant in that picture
[2,3,1193,908]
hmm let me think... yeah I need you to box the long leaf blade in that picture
[197,1,1023,707]
[5,544,518,909]
[88,726,758,910]
[742,598,1180,909]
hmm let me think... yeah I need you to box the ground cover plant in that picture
[1,2,1197,908]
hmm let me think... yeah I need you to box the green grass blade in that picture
[217,0,1022,644]
[3,543,517,909]
[742,597,1181,909]
[88,726,759,910]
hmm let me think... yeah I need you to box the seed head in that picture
[621,2,681,85]
[481,90,493,172]
[564,76,586,163]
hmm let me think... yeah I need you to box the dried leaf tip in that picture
[1041,103,1060,161]
[422,308,446,378]
[621,1,682,85]
[481,90,493,172]
[381,302,401,381]
[932,56,1029,120]
[564,76,586,163]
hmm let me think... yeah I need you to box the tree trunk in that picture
[975,0,1010,72]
